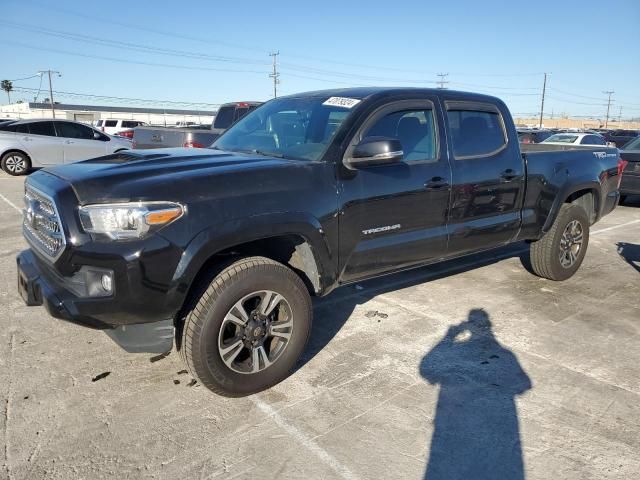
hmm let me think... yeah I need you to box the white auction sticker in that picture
[322,97,361,109]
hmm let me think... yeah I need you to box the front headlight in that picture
[79,202,184,240]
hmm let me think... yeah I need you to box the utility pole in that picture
[269,51,280,98]
[38,70,61,118]
[538,72,548,129]
[436,73,449,89]
[618,106,623,123]
[603,91,614,128]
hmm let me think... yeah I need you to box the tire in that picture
[619,195,627,204]
[529,203,590,281]
[180,256,312,397]
[1,151,31,176]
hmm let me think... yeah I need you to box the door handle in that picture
[425,176,450,190]
[65,140,74,144]
[22,136,32,142]
[500,169,519,182]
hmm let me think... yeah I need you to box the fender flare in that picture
[542,180,601,233]
[167,212,334,310]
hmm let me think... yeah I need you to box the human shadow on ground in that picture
[617,242,640,273]
[420,309,532,480]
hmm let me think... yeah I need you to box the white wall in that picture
[0,104,214,126]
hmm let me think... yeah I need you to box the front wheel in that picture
[179,257,312,397]
[529,203,590,281]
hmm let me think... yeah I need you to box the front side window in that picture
[56,122,95,140]
[363,109,437,162]
[214,97,355,161]
[28,121,57,137]
[447,108,506,158]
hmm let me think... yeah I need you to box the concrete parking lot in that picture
[0,171,639,480]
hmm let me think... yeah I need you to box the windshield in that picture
[623,136,640,150]
[213,96,356,161]
[543,134,578,144]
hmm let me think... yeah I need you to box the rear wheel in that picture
[529,203,590,281]
[179,257,312,397]
[1,151,31,176]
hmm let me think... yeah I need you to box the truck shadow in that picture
[419,309,531,480]
[617,242,640,273]
[298,241,529,368]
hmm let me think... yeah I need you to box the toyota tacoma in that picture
[16,88,625,396]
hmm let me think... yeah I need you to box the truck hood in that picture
[39,148,297,204]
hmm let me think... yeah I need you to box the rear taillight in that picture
[183,141,205,148]
[617,158,628,188]
[115,130,134,138]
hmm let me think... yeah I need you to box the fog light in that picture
[101,274,113,293]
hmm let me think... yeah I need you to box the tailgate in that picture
[133,128,187,149]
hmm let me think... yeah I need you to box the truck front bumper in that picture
[17,249,174,353]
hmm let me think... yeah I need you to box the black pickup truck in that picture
[16,88,624,396]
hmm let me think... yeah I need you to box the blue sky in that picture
[2,0,639,119]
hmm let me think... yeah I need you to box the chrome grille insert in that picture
[23,185,66,260]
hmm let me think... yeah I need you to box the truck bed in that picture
[133,126,221,149]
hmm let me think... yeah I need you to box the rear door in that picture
[55,121,107,163]
[338,98,452,282]
[21,121,64,166]
[444,101,525,254]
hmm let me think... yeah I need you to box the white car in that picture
[95,119,147,135]
[0,119,132,176]
[541,133,608,147]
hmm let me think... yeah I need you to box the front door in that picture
[55,121,106,163]
[338,99,452,283]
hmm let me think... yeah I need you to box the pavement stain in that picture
[91,372,111,382]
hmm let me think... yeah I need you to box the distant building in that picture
[0,102,216,126]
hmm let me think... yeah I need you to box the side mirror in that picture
[94,131,102,140]
[606,141,617,148]
[345,136,403,169]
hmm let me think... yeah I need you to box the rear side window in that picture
[446,105,506,159]
[363,109,437,162]
[122,121,139,128]
[213,106,235,129]
[28,121,57,137]
[104,120,118,127]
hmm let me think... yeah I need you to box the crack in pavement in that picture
[2,333,16,480]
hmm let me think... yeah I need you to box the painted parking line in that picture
[0,193,22,214]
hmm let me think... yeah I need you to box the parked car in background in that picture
[96,119,147,135]
[619,136,640,202]
[132,101,262,149]
[16,87,624,396]
[603,129,640,149]
[542,132,608,146]
[0,119,131,175]
[517,129,554,144]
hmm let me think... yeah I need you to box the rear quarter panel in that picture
[518,145,620,239]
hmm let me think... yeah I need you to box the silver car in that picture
[0,119,132,176]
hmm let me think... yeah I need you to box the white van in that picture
[95,119,147,135]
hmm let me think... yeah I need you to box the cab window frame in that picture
[345,99,441,165]
[445,100,509,161]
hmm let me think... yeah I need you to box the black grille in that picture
[23,185,65,259]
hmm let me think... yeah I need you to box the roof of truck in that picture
[280,87,502,103]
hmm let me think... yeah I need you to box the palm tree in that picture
[1,80,13,104]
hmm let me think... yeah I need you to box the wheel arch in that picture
[542,183,601,233]
[168,213,335,322]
